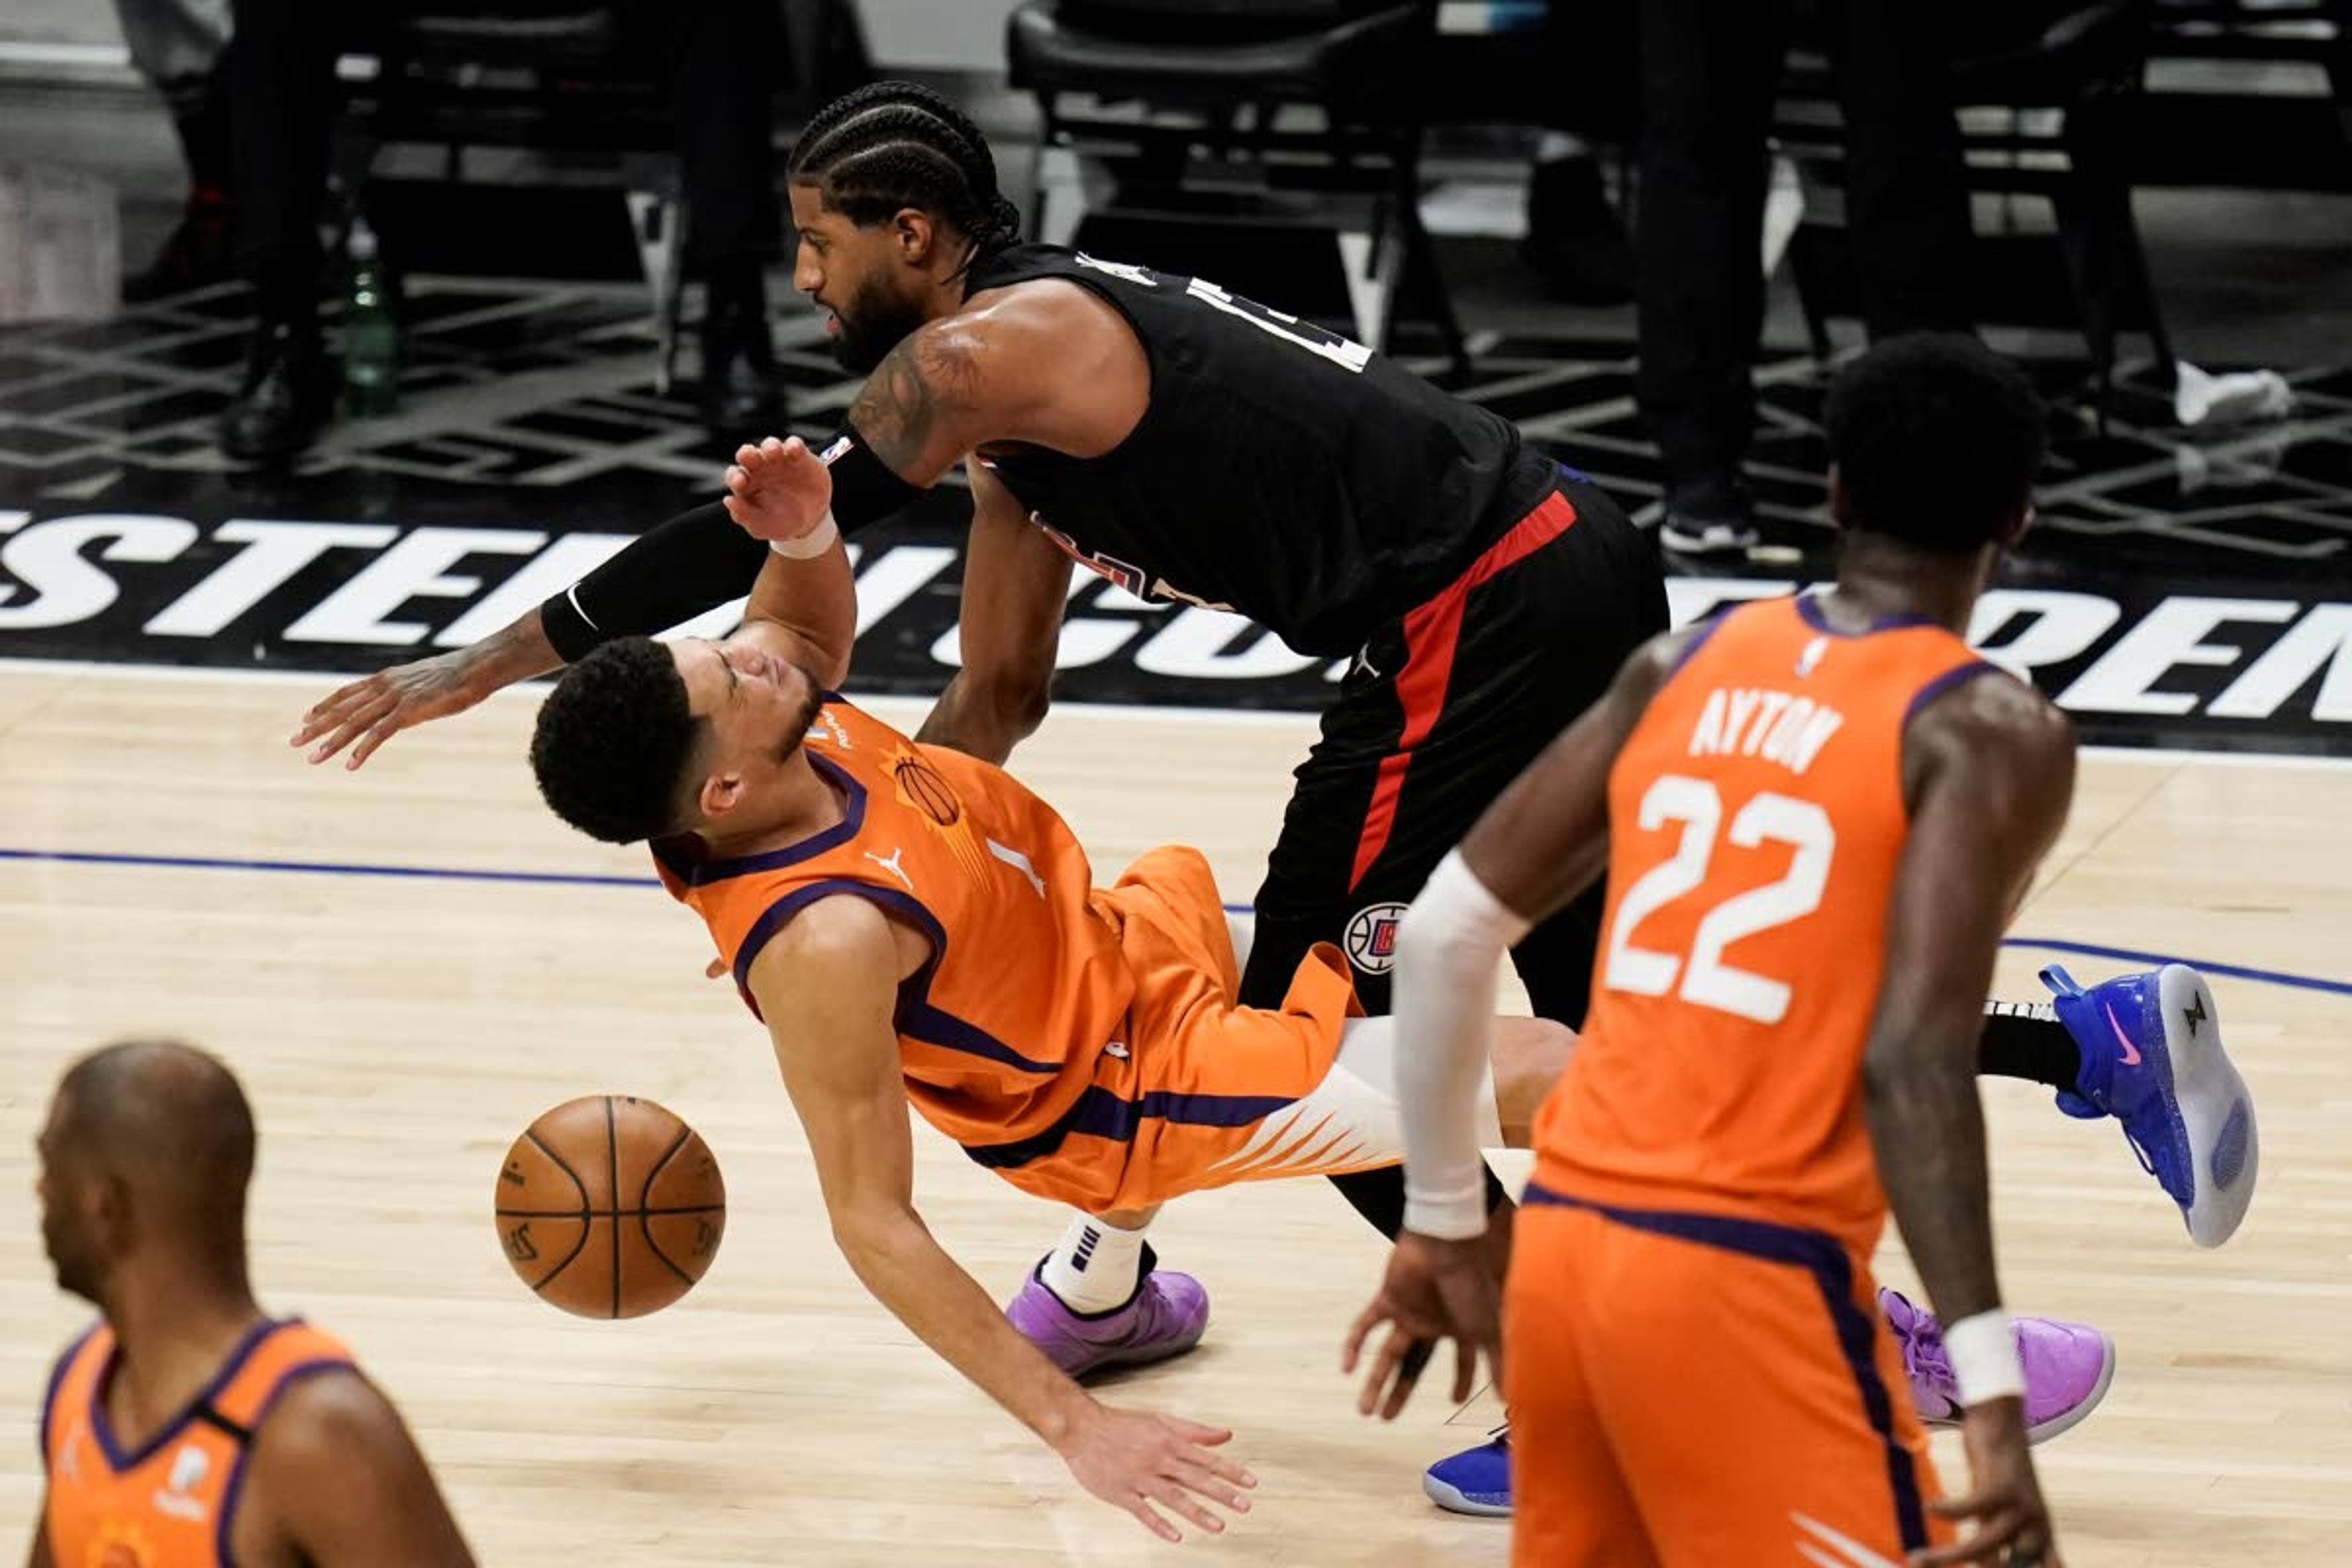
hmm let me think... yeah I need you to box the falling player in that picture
[1347,335,2257,1564]
[521,507,1574,1541]
[29,1039,475,1568]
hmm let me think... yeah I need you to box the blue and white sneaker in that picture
[2044,963,2257,1248]
[1423,1427,1511,1517]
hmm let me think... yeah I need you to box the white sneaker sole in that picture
[2159,964,2258,1248]
[1423,1470,1513,1517]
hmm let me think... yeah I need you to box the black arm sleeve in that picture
[537,501,769,662]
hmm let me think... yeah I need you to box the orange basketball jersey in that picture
[42,1319,356,1567]
[1532,594,2000,1249]
[659,697,1283,1208]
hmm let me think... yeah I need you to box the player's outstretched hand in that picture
[722,436,834,546]
[1910,1400,2061,1567]
[1342,1229,1501,1421]
[291,650,495,770]
[1053,1403,1256,1544]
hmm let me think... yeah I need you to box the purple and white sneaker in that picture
[2045,963,2257,1248]
[1005,1248,1209,1378]
[1881,1288,2116,1446]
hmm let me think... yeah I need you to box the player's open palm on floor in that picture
[723,436,833,546]
[1054,1403,1256,1542]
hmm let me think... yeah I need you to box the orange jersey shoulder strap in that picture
[1666,594,1996,714]
[208,1321,357,1432]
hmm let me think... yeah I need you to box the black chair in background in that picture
[2138,0,2351,189]
[1005,0,1469,372]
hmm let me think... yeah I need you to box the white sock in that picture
[1041,1213,1150,1313]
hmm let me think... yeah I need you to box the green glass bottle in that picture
[341,219,399,418]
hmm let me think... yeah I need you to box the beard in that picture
[775,663,827,762]
[44,1223,100,1304]
[831,284,929,375]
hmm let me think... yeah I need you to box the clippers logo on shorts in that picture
[818,434,855,465]
[1344,902,1410,974]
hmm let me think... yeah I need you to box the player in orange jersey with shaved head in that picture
[30,1039,474,1568]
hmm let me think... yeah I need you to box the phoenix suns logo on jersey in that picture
[883,745,991,884]
[888,748,962,827]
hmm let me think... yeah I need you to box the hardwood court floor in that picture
[0,661,2345,1566]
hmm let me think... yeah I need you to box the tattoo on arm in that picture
[850,326,985,473]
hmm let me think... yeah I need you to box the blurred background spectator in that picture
[217,0,792,463]
[109,0,235,302]
[0,0,2341,524]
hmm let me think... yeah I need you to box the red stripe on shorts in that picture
[1347,488,1580,891]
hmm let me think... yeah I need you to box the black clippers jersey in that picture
[965,244,1551,657]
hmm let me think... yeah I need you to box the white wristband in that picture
[768,513,840,560]
[1941,1310,2025,1407]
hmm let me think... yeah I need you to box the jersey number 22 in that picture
[1602,775,1833,1025]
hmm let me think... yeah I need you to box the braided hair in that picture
[788,81,1023,273]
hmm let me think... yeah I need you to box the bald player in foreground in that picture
[1349,336,2251,1565]
[30,1041,474,1568]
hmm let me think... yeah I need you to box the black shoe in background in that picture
[698,266,785,435]
[1521,154,1633,307]
[219,317,334,464]
[123,188,233,304]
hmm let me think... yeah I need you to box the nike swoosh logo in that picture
[2105,1003,2143,1066]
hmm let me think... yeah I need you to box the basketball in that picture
[494,1095,726,1319]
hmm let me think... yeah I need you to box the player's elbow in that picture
[1860,1041,1910,1116]
[828,1197,925,1275]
